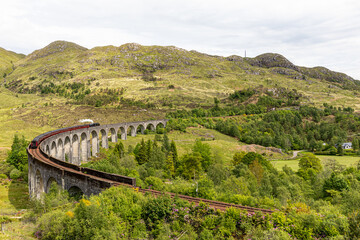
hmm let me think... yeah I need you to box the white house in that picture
[342,142,352,149]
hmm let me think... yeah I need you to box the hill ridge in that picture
[26,40,87,61]
[1,40,360,111]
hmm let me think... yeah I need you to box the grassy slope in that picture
[0,84,167,149]
[0,88,54,147]
[0,47,24,80]
[3,41,360,111]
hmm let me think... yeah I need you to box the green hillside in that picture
[0,47,24,80]
[2,41,360,112]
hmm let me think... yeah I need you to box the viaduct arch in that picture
[27,120,168,198]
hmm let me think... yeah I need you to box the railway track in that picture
[29,148,273,214]
[137,187,274,214]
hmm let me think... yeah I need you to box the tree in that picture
[196,176,216,199]
[169,140,178,167]
[232,152,246,166]
[329,146,337,155]
[114,142,125,158]
[213,97,220,110]
[162,132,170,153]
[337,144,344,156]
[207,162,228,185]
[146,145,165,170]
[165,153,175,178]
[7,135,28,171]
[323,172,349,197]
[181,152,202,180]
[193,139,212,171]
[309,138,317,152]
[146,140,153,160]
[240,152,272,170]
[298,153,322,176]
[353,138,359,151]
[249,159,264,185]
[135,139,148,165]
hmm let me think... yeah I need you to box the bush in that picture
[144,176,165,191]
[0,173,7,179]
[156,127,165,134]
[0,161,15,176]
[348,210,360,239]
[10,168,22,179]
[142,195,172,231]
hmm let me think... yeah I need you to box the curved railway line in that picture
[27,123,274,214]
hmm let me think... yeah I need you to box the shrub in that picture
[348,210,360,239]
[156,127,165,134]
[0,173,7,179]
[0,161,14,176]
[142,195,172,231]
[10,168,22,179]
[144,176,165,191]
[247,226,292,240]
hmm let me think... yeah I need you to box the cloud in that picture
[0,0,359,79]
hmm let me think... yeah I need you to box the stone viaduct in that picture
[27,119,168,199]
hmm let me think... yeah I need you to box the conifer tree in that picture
[166,152,175,178]
[7,135,28,171]
[146,140,153,160]
[114,142,125,158]
[162,132,170,153]
[135,139,148,165]
[169,140,178,167]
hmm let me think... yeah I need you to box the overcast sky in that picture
[1,0,359,79]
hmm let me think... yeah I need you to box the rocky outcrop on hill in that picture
[299,66,356,84]
[246,53,299,71]
[244,53,359,89]
[27,41,87,60]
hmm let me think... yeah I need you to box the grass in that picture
[0,180,30,215]
[272,159,300,171]
[0,220,36,240]
[317,155,360,168]
[0,86,167,148]
[0,47,24,79]
[272,154,360,171]
[0,88,55,147]
[0,179,34,239]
